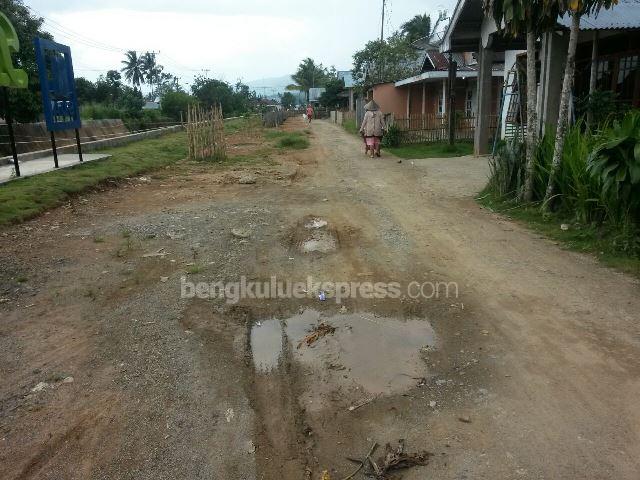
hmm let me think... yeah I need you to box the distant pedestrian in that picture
[306,104,314,124]
[359,100,385,158]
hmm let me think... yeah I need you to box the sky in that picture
[25,0,457,90]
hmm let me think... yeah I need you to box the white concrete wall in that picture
[500,50,525,139]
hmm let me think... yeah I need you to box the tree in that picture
[484,0,560,202]
[319,78,346,108]
[542,0,619,210]
[0,0,53,122]
[191,76,235,114]
[280,91,296,109]
[401,11,448,45]
[353,32,419,86]
[75,77,96,105]
[161,91,197,120]
[121,50,144,89]
[288,58,328,102]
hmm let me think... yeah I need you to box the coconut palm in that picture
[120,50,144,89]
[288,58,328,102]
[542,0,619,209]
[400,11,448,45]
[484,0,559,202]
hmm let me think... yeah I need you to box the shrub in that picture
[276,135,309,149]
[485,137,526,199]
[587,110,640,224]
[382,123,401,148]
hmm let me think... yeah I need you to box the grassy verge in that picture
[0,132,188,226]
[387,142,473,159]
[264,130,309,150]
[479,192,640,277]
[343,119,358,135]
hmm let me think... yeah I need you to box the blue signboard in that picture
[34,38,81,132]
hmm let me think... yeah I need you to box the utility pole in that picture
[380,0,386,41]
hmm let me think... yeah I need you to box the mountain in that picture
[245,75,294,97]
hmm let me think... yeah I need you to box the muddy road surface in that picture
[1,118,639,479]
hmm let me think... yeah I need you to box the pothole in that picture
[288,216,339,254]
[250,309,437,405]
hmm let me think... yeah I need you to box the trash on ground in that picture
[142,248,170,258]
[297,322,336,349]
[366,439,431,479]
[348,396,377,412]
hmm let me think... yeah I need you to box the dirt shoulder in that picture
[1,117,639,480]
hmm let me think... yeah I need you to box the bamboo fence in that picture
[186,104,226,161]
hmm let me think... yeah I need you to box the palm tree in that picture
[288,58,327,102]
[484,0,559,202]
[401,11,448,45]
[120,50,143,89]
[140,52,158,97]
[542,0,619,210]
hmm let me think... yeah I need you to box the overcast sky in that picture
[25,0,457,88]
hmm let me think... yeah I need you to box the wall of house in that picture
[372,83,408,117]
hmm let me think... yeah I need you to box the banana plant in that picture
[587,111,640,214]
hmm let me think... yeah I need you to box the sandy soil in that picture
[1,117,639,480]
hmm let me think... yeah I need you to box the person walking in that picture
[306,104,314,124]
[359,100,385,158]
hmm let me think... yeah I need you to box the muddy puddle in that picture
[250,310,436,409]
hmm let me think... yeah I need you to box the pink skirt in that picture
[365,136,380,148]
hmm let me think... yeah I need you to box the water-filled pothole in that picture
[250,309,436,399]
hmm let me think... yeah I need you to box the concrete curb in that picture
[1,124,184,165]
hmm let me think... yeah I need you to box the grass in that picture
[0,131,188,226]
[343,119,358,135]
[479,192,640,277]
[264,129,309,150]
[387,142,473,159]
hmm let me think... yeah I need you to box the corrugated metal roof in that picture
[337,71,355,88]
[308,87,326,102]
[558,0,640,30]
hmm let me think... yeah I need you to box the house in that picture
[308,87,326,106]
[441,0,640,155]
[337,70,357,111]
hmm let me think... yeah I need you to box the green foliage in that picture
[161,91,198,120]
[265,130,309,149]
[484,0,559,37]
[486,138,526,197]
[381,123,402,148]
[387,142,473,159]
[288,58,328,101]
[587,110,640,223]
[577,90,625,128]
[0,0,53,122]
[121,50,144,88]
[352,32,420,86]
[0,132,187,226]
[343,119,358,135]
[190,76,257,117]
[318,78,346,108]
[280,92,296,109]
[400,11,448,44]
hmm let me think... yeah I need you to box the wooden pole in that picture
[587,30,599,128]
[75,128,83,162]
[50,131,59,168]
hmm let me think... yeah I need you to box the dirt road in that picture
[1,118,639,479]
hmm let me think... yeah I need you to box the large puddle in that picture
[250,310,436,403]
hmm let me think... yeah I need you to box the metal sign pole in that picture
[50,131,59,168]
[75,128,83,162]
[2,86,20,177]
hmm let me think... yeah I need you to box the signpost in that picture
[0,12,29,177]
[34,37,82,167]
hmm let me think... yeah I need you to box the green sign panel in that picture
[0,12,28,89]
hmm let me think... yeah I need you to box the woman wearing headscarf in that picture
[359,100,386,158]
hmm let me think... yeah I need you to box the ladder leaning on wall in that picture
[492,65,527,156]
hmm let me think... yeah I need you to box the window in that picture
[617,55,639,104]
[437,96,444,116]
[465,89,474,116]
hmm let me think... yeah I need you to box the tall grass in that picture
[482,110,640,262]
